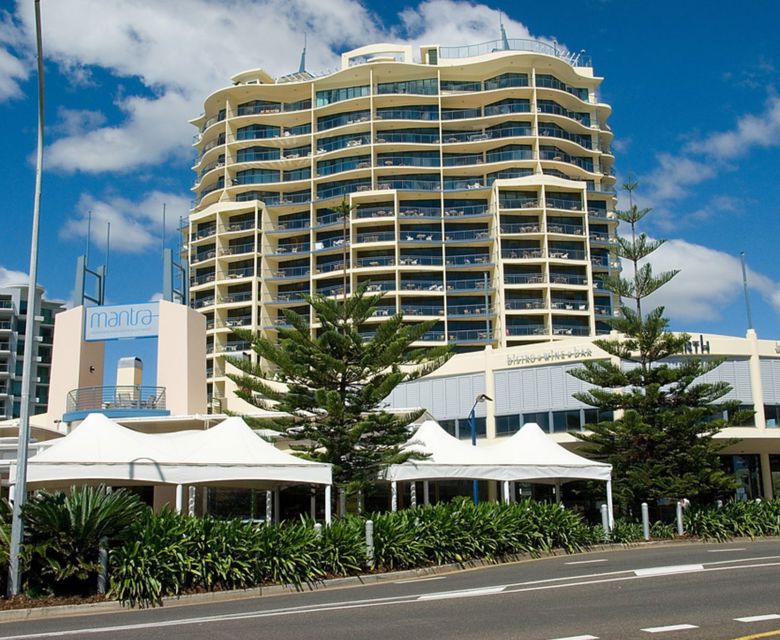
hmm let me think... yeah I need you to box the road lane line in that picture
[641,624,698,633]
[394,576,445,584]
[634,564,703,577]
[548,635,599,640]
[736,615,780,623]
[565,559,608,565]
[707,548,746,553]
[417,586,505,601]
[729,631,780,640]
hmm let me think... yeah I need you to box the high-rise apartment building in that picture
[0,284,63,419]
[187,40,618,408]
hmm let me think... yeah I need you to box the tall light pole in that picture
[468,393,492,504]
[8,0,46,597]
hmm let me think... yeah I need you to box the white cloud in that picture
[59,190,191,254]
[52,107,107,137]
[0,11,28,101]
[7,0,555,174]
[622,239,780,323]
[0,266,28,289]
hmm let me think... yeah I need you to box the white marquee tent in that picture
[9,413,333,522]
[382,420,613,525]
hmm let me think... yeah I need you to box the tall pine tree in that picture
[570,181,746,509]
[227,236,449,498]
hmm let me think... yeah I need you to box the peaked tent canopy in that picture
[484,422,612,483]
[10,413,332,489]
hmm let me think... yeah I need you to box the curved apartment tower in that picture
[187,40,618,409]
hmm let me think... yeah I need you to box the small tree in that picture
[570,181,746,509]
[227,284,448,500]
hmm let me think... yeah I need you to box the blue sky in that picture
[1,0,779,382]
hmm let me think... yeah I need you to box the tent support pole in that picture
[502,480,510,503]
[606,478,614,528]
[410,482,417,508]
[187,486,196,516]
[265,490,272,524]
[391,481,398,512]
[554,481,562,505]
[423,480,430,505]
[175,484,184,514]
[324,485,332,524]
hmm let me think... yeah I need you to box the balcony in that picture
[501,248,544,260]
[506,325,547,337]
[355,255,395,268]
[548,248,587,260]
[447,278,491,292]
[506,299,546,310]
[268,291,309,304]
[445,254,491,266]
[220,291,253,304]
[501,223,540,234]
[316,260,348,274]
[400,280,444,292]
[273,242,311,255]
[551,300,589,311]
[552,325,590,336]
[400,230,442,243]
[63,385,168,421]
[504,273,546,285]
[444,229,491,242]
[0,321,12,331]
[401,305,445,317]
[375,109,439,121]
[355,231,395,244]
[499,198,539,209]
[377,179,441,191]
[400,206,441,219]
[448,329,491,343]
[375,132,439,144]
[444,204,490,218]
[193,297,216,309]
[550,273,587,285]
[221,243,255,256]
[546,197,583,211]
[447,304,492,317]
[398,255,443,266]
[267,266,310,279]
[356,206,394,219]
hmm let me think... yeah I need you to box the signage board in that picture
[85,302,160,341]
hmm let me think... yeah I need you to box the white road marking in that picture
[707,548,746,553]
[634,564,703,577]
[641,624,698,633]
[548,635,599,640]
[565,559,608,565]
[394,576,445,584]
[735,614,780,622]
[417,586,505,601]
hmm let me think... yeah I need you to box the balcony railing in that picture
[445,254,492,266]
[505,299,546,310]
[506,325,547,336]
[65,385,166,414]
[400,230,442,242]
[444,229,491,242]
[504,273,546,285]
[444,204,489,217]
[355,255,395,268]
[448,329,491,342]
[501,223,540,234]
[399,255,443,266]
[401,305,445,316]
[400,280,444,292]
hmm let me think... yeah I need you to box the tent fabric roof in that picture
[11,413,331,489]
[381,420,610,483]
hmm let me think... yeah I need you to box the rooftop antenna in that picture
[161,202,167,264]
[85,209,92,265]
[298,33,307,74]
[499,13,510,51]
[103,221,110,302]
[740,251,754,332]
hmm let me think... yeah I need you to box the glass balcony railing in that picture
[356,206,394,219]
[399,255,443,266]
[400,280,444,292]
[315,237,348,250]
[448,329,491,342]
[447,304,492,316]
[441,108,482,121]
[316,135,371,153]
[222,219,255,233]
[371,306,396,318]
[506,325,547,336]
[594,304,614,316]
[191,226,216,241]
[192,272,215,286]
[193,250,217,263]
[501,248,544,259]
[550,273,587,285]
[315,213,346,227]
[220,291,253,304]
[444,179,486,191]
[419,330,446,342]
[355,255,395,268]
[395,230,440,243]
[549,248,587,260]
[446,278,491,291]
[193,297,215,309]
[484,102,530,116]
[363,281,395,293]
[317,285,348,297]
[273,243,311,255]
[268,266,310,279]
[546,197,584,211]
[223,341,251,353]
[271,218,310,232]
[377,156,440,168]
[539,127,593,149]
[547,223,585,235]
[500,222,540,234]
[551,300,589,311]
[537,102,591,126]
[223,316,252,328]
[375,109,439,121]
[356,231,395,243]
[377,179,441,191]
[375,132,439,144]
[486,149,534,162]
[401,305,445,317]
[444,229,491,242]
[316,260,348,273]
[221,243,254,256]
[443,154,484,167]
[505,299,546,310]
[499,198,540,209]
[552,325,590,336]
[399,205,441,218]
[444,204,489,217]
[268,291,309,304]
[504,273,545,285]
[589,231,612,243]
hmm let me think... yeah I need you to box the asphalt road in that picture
[1,540,779,640]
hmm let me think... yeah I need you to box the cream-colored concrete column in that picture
[746,329,766,429]
[759,452,774,499]
[484,345,497,440]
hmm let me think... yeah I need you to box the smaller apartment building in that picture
[383,331,780,500]
[0,285,63,420]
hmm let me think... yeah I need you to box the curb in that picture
[1,536,777,623]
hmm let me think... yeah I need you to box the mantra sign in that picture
[85,303,160,341]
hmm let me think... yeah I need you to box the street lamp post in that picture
[468,393,492,504]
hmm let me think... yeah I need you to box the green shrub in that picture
[317,516,365,575]
[608,519,644,544]
[253,521,323,587]
[22,486,146,596]
[650,520,676,539]
[684,506,731,542]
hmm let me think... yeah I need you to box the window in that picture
[553,410,581,433]
[457,417,486,440]
[522,411,549,432]
[315,85,370,107]
[377,78,437,95]
[496,413,520,436]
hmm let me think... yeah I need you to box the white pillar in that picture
[410,482,417,508]
[8,484,15,505]
[606,478,614,528]
[502,480,510,503]
[175,484,184,514]
[391,481,398,511]
[324,485,332,524]
[187,486,196,516]
[423,480,430,505]
[747,329,767,428]
[265,490,272,524]
[554,481,562,505]
[759,453,774,499]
